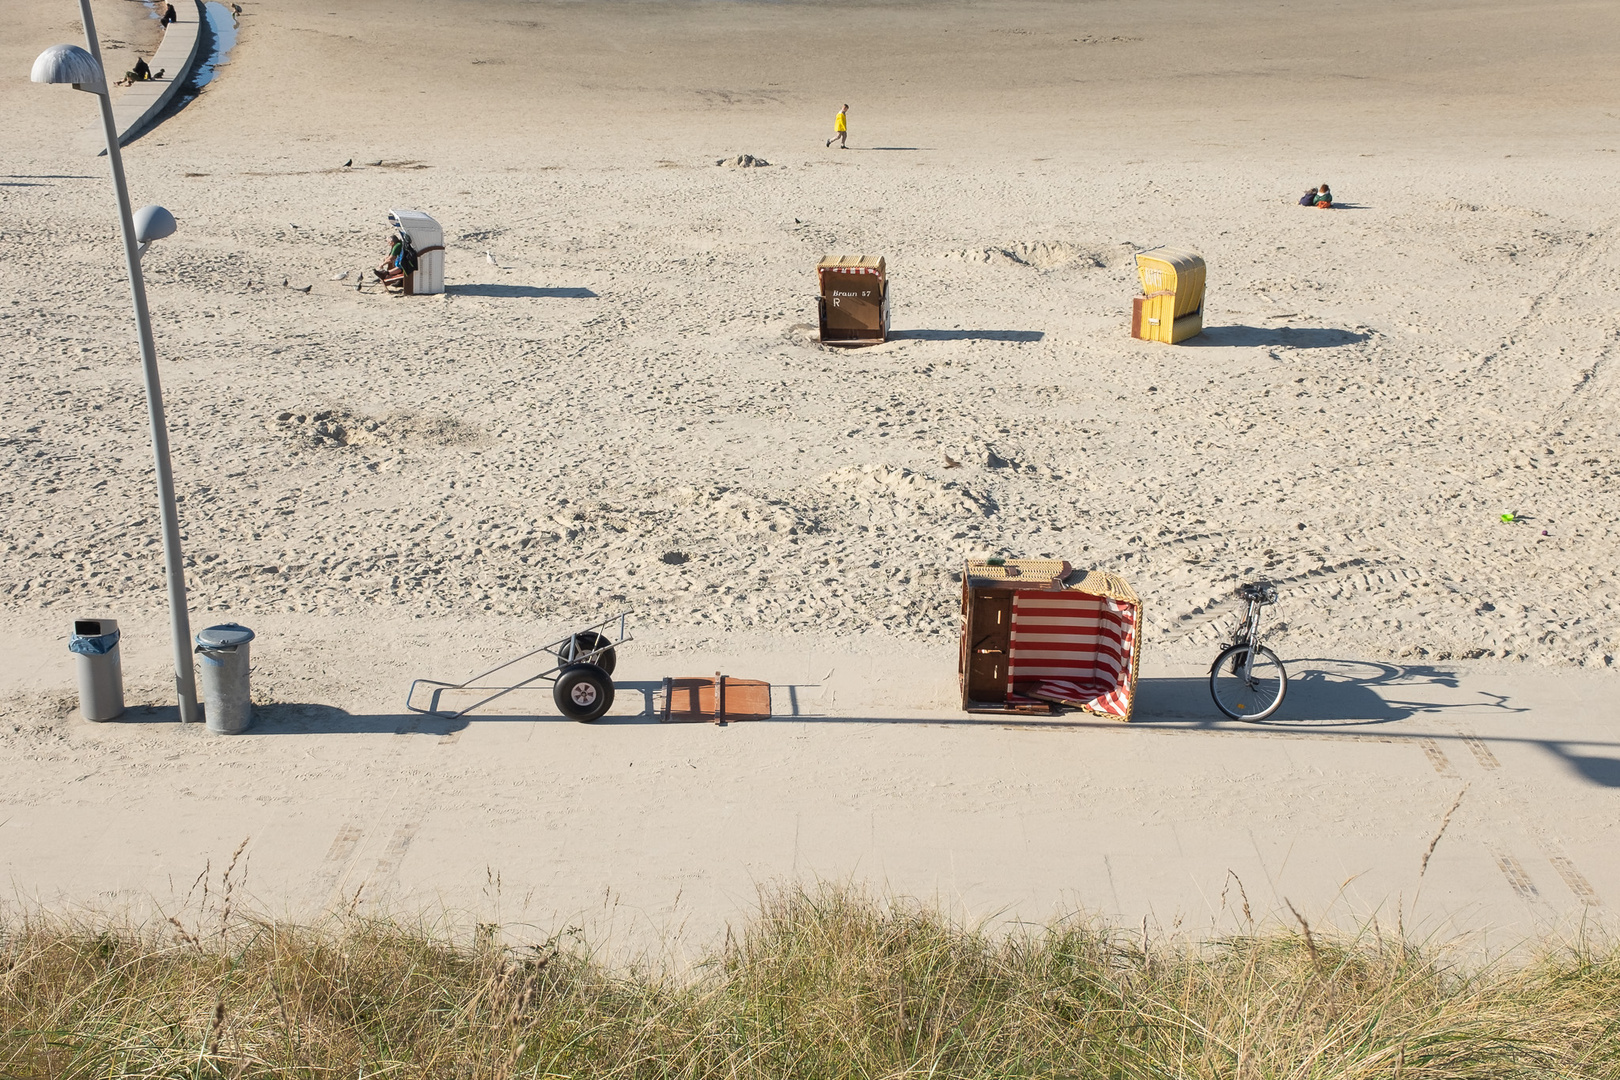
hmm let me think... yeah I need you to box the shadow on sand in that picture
[1188,325,1372,349]
[103,662,1620,789]
[445,284,597,299]
[892,329,1045,343]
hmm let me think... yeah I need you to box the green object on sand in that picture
[1500,512,1518,523]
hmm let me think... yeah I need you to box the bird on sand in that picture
[281,277,289,287]
[485,251,498,266]
[296,284,312,293]
[342,159,352,168]
[330,270,349,280]
[944,453,962,469]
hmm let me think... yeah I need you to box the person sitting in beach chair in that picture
[373,232,417,291]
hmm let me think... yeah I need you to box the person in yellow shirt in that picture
[825,104,849,149]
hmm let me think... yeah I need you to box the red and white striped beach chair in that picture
[959,560,1142,721]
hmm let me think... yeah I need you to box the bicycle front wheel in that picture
[1209,644,1287,721]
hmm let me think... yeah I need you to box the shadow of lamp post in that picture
[32,6,200,724]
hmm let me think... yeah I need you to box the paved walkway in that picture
[2,611,1615,958]
[106,0,204,146]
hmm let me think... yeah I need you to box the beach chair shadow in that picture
[891,329,1045,343]
[1186,325,1371,349]
[445,284,597,299]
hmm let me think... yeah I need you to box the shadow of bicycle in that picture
[1136,658,1521,727]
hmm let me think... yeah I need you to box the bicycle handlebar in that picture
[1236,582,1279,605]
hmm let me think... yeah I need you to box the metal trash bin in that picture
[70,618,125,721]
[196,623,255,734]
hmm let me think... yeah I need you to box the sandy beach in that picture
[2,0,1619,946]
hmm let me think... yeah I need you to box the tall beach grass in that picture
[2,883,1616,1079]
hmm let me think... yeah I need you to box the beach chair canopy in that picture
[388,209,442,250]
[1135,247,1204,318]
[817,254,885,281]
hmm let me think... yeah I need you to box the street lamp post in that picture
[33,0,199,724]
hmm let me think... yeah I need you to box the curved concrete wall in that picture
[105,0,206,148]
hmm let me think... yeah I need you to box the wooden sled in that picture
[661,673,771,723]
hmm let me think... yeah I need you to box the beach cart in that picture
[406,613,630,722]
[1131,247,1204,344]
[387,209,445,295]
[959,559,1142,720]
[817,254,889,344]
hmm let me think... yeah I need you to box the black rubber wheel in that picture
[553,662,614,722]
[564,631,617,676]
[1209,644,1287,721]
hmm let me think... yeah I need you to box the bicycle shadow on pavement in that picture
[1135,658,1508,727]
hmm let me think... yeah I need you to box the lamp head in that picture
[133,205,177,245]
[31,43,106,95]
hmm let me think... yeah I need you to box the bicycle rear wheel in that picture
[1209,644,1287,720]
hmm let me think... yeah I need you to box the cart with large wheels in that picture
[405,613,631,722]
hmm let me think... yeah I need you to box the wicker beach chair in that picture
[959,559,1143,721]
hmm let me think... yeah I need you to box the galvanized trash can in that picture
[69,618,124,721]
[196,623,255,734]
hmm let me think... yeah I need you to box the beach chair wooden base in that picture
[661,674,771,723]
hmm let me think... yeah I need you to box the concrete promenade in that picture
[2,611,1615,957]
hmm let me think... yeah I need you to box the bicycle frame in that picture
[1226,598,1266,680]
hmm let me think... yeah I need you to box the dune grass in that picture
[2,883,1617,1079]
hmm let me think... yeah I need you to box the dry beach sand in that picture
[2,0,1620,946]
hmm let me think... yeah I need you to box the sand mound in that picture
[820,465,991,521]
[271,408,479,448]
[716,154,770,168]
[659,484,817,537]
[1438,199,1547,217]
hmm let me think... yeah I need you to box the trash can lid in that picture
[196,623,255,649]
